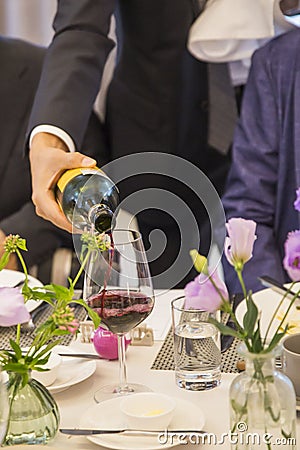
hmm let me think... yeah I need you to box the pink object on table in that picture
[91,326,131,360]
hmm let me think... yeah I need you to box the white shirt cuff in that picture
[29,125,76,152]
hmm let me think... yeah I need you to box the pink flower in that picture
[225,218,257,268]
[294,188,300,212]
[283,230,300,281]
[59,319,80,335]
[184,271,229,312]
[0,287,30,326]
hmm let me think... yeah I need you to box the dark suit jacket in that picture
[27,0,231,286]
[222,29,300,294]
[0,36,108,270]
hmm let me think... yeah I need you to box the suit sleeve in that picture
[0,203,72,269]
[27,0,116,150]
[222,46,285,294]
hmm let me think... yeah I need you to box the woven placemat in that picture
[151,328,243,373]
[0,303,87,348]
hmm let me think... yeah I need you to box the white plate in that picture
[80,396,206,450]
[33,346,96,394]
[0,269,44,313]
[235,286,300,338]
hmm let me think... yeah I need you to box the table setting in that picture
[1,207,300,449]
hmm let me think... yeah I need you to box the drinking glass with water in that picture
[171,296,221,391]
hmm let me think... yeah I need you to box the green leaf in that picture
[9,340,22,360]
[0,252,9,270]
[209,318,240,338]
[72,299,101,329]
[266,324,289,352]
[243,293,258,338]
[17,238,27,251]
[250,321,263,353]
[50,283,72,303]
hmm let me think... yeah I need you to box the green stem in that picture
[269,287,300,347]
[236,268,247,300]
[15,249,28,278]
[71,249,91,289]
[263,282,296,347]
[15,324,21,345]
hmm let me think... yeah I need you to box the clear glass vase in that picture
[229,346,296,450]
[4,371,60,446]
[0,370,9,445]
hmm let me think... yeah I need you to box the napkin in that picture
[188,0,275,62]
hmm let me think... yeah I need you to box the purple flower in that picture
[294,188,300,212]
[225,218,257,268]
[0,287,30,326]
[283,230,300,281]
[184,271,229,312]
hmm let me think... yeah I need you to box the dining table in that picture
[12,288,300,450]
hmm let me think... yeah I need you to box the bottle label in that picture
[56,167,105,193]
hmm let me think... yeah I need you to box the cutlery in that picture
[60,428,207,436]
[58,353,102,359]
[259,276,300,299]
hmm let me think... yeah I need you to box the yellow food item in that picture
[143,409,164,417]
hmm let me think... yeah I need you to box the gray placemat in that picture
[151,328,243,373]
[0,303,87,348]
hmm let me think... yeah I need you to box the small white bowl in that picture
[32,352,62,387]
[120,392,176,431]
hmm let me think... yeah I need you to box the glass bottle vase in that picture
[229,346,296,450]
[4,371,60,446]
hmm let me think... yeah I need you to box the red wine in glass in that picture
[87,290,154,334]
[83,228,155,402]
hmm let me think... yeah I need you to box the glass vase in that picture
[0,370,9,445]
[229,346,296,450]
[4,371,60,446]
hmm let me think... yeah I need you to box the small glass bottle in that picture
[56,167,119,233]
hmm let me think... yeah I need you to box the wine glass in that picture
[83,228,155,403]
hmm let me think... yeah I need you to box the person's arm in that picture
[27,1,116,230]
[222,45,284,293]
[0,202,73,270]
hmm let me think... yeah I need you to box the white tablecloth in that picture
[26,290,300,449]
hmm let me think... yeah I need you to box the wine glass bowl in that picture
[83,229,154,402]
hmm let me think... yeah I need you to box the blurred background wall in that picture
[0,0,56,45]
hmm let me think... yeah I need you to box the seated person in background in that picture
[221,28,300,294]
[0,36,108,279]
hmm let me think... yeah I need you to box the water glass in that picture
[171,296,221,391]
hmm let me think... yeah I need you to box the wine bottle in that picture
[55,167,119,232]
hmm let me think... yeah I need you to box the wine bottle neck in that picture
[88,204,113,233]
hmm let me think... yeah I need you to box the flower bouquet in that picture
[0,232,110,446]
[185,197,300,448]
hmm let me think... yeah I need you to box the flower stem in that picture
[269,286,300,346]
[16,324,21,345]
[236,268,247,300]
[71,249,90,288]
[15,249,28,278]
[263,282,296,347]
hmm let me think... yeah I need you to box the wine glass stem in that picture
[116,334,132,394]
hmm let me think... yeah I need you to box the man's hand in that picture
[29,132,96,233]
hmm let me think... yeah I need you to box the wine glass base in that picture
[94,383,152,403]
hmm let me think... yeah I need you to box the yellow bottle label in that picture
[56,167,104,193]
